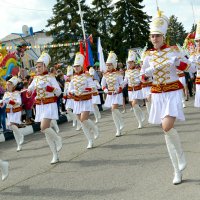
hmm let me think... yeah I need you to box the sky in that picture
[0,0,200,40]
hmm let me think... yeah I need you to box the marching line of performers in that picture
[2,10,200,186]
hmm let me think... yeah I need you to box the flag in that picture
[97,37,106,72]
[87,39,94,66]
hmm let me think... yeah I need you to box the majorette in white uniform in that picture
[140,47,153,114]
[176,69,187,108]
[0,160,9,181]
[142,10,196,185]
[69,52,99,149]
[63,66,81,130]
[89,67,101,123]
[2,77,24,152]
[101,51,124,136]
[124,50,145,129]
[27,52,62,164]
[189,20,200,107]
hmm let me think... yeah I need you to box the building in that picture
[1,31,53,69]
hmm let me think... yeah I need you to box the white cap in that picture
[195,21,200,40]
[106,51,117,68]
[37,52,51,67]
[127,50,136,62]
[150,11,169,36]
[89,67,95,76]
[74,52,84,67]
[8,76,19,86]
[67,65,73,76]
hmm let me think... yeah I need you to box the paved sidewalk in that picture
[1,98,200,200]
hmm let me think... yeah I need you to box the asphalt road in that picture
[1,98,200,200]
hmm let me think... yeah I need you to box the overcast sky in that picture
[0,0,200,40]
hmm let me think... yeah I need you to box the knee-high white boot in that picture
[76,117,82,131]
[146,101,151,115]
[165,128,186,171]
[112,110,121,137]
[93,105,101,123]
[88,119,99,139]
[51,120,60,134]
[44,128,59,164]
[11,125,24,152]
[81,120,93,149]
[133,105,143,129]
[182,91,186,108]
[165,130,183,185]
[0,160,9,181]
[67,110,77,127]
[114,109,124,130]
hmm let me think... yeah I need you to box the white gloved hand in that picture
[145,66,155,75]
[171,56,180,66]
[3,98,9,104]
[104,88,108,94]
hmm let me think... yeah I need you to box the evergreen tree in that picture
[167,15,186,46]
[90,0,114,52]
[190,23,197,33]
[110,0,150,62]
[46,0,90,64]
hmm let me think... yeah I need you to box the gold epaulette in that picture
[170,46,180,52]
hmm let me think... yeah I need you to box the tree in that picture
[110,0,151,62]
[90,0,114,53]
[167,15,186,46]
[190,23,197,33]
[46,0,90,64]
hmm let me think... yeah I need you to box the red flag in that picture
[79,41,84,55]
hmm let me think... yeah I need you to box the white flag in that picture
[97,37,106,72]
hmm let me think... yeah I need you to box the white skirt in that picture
[7,111,22,125]
[92,95,101,104]
[104,93,123,108]
[65,99,74,110]
[35,102,59,122]
[73,99,94,114]
[142,87,151,99]
[149,90,185,124]
[194,84,200,107]
[179,77,186,87]
[128,90,144,101]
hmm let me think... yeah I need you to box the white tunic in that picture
[63,80,74,110]
[142,45,196,124]
[3,91,22,125]
[124,68,143,101]
[69,72,94,114]
[101,70,124,107]
[28,74,61,122]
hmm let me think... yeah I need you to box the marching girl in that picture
[0,160,9,181]
[63,65,81,130]
[89,67,101,123]
[189,21,200,108]
[2,77,24,152]
[141,11,196,184]
[124,50,144,129]
[69,52,99,149]
[27,52,62,164]
[101,51,124,137]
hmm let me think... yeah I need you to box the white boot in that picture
[182,91,186,108]
[112,110,121,137]
[11,125,24,152]
[146,101,151,115]
[44,127,62,152]
[0,160,9,181]
[81,120,93,149]
[165,133,182,185]
[88,119,99,139]
[67,110,77,127]
[114,109,124,130]
[44,129,59,164]
[165,128,187,171]
[76,118,82,131]
[93,105,101,123]
[51,120,60,134]
[133,105,143,129]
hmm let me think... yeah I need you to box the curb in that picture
[0,114,68,143]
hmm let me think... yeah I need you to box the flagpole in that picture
[77,0,86,41]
